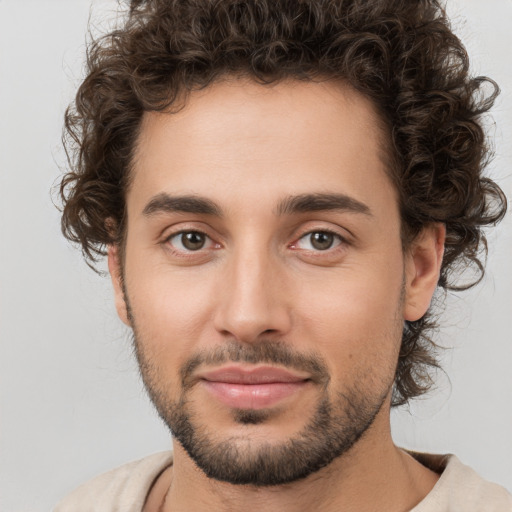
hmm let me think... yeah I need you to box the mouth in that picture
[197,365,311,410]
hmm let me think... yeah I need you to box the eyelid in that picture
[167,230,214,248]
[161,225,222,256]
[160,221,219,242]
[289,227,349,250]
[159,222,350,257]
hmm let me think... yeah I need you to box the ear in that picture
[403,223,446,322]
[107,244,131,327]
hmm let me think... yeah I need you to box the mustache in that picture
[180,340,330,389]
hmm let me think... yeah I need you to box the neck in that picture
[148,407,439,512]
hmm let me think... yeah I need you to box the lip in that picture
[198,365,310,410]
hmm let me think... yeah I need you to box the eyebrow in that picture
[142,193,223,217]
[142,192,372,218]
[275,193,372,217]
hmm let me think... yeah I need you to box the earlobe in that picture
[403,223,446,322]
[107,245,131,327]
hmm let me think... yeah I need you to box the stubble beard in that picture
[162,375,389,486]
[122,272,403,487]
[130,330,396,486]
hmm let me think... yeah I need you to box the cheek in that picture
[296,262,404,380]
[124,262,219,368]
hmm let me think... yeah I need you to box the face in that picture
[110,79,441,486]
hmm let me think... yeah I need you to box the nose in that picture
[213,247,292,343]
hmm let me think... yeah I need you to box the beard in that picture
[131,331,394,487]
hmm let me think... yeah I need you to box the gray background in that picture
[1,0,511,510]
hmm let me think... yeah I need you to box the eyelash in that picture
[163,227,348,257]
[164,230,219,255]
[290,229,347,253]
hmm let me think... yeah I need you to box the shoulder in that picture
[53,451,173,512]
[411,453,512,512]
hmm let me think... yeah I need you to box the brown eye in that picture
[293,230,343,252]
[181,232,206,250]
[310,232,335,250]
[168,231,209,251]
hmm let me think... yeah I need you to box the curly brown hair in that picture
[60,0,507,406]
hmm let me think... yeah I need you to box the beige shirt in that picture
[54,451,512,511]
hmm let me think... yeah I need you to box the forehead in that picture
[129,78,395,217]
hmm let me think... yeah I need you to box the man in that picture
[55,0,511,510]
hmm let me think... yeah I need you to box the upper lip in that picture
[198,365,310,384]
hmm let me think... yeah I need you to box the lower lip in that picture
[201,381,309,409]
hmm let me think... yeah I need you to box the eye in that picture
[166,231,213,252]
[294,230,343,251]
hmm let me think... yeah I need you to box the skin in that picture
[108,78,445,512]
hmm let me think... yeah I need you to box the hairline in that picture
[115,74,410,263]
